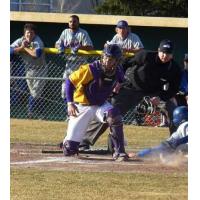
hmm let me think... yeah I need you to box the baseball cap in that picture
[159,39,174,54]
[116,20,128,29]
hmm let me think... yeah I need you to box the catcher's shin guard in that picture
[106,107,126,154]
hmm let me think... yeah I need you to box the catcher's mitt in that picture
[136,96,155,115]
[135,96,164,126]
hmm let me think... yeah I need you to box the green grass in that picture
[11,169,187,200]
[10,119,168,149]
[11,119,188,200]
[10,119,66,144]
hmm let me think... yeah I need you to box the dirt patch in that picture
[11,143,188,174]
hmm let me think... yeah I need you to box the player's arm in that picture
[131,34,144,53]
[23,47,42,58]
[55,30,66,53]
[27,37,44,58]
[124,48,143,54]
[55,39,64,49]
[122,49,145,72]
[65,79,79,117]
[10,38,26,54]
[66,65,93,116]
[78,32,94,51]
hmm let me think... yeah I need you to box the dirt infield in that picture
[11,143,188,174]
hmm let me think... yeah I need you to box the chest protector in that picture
[84,65,117,105]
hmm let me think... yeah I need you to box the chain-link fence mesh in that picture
[10,49,163,126]
[11,50,97,121]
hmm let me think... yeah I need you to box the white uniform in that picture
[11,36,47,98]
[55,28,93,49]
[166,121,188,148]
[64,102,113,142]
[55,28,93,99]
[110,32,144,51]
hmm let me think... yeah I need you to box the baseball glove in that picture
[136,96,155,115]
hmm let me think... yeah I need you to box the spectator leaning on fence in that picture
[107,20,144,53]
[79,39,182,151]
[10,23,48,119]
[55,15,94,101]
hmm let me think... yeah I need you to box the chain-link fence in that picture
[10,49,163,126]
[11,49,97,121]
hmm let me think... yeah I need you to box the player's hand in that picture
[68,103,79,117]
[56,42,65,54]
[22,39,30,48]
[71,45,80,54]
[58,46,65,54]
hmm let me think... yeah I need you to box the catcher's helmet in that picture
[172,106,188,127]
[103,44,123,60]
[101,44,123,76]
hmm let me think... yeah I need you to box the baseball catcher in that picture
[61,44,129,161]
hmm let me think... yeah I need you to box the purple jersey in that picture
[66,60,124,106]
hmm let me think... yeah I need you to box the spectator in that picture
[108,20,144,53]
[80,39,182,150]
[175,54,188,106]
[10,23,48,119]
[55,15,93,100]
[61,44,128,161]
[128,106,188,159]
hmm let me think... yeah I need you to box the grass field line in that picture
[10,156,149,166]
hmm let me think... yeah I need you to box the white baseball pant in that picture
[63,102,113,143]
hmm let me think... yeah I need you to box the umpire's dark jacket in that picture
[123,50,182,101]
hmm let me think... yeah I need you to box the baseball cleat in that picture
[113,152,129,162]
[63,145,79,157]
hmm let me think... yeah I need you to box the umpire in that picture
[80,39,182,150]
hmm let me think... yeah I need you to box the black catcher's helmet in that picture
[101,44,123,76]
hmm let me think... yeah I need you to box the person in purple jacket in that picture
[61,44,129,161]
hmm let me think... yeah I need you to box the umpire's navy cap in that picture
[159,39,174,54]
[116,20,128,28]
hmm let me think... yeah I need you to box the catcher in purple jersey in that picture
[62,44,129,161]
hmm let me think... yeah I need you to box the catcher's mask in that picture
[136,96,155,115]
[101,44,123,76]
